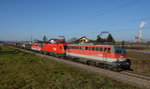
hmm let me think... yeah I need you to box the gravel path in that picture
[12,47,150,89]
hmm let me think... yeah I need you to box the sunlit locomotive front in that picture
[66,43,131,70]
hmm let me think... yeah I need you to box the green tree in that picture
[121,40,125,46]
[43,35,47,42]
[97,36,102,43]
[106,34,115,43]
[115,41,119,45]
[96,36,105,43]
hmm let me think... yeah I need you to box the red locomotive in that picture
[42,43,67,57]
[5,38,131,71]
[66,43,130,70]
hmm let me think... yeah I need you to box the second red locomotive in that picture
[42,43,67,57]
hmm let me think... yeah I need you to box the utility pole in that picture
[92,31,94,41]
[31,35,33,44]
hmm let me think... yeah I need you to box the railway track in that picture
[121,70,150,81]
[8,46,150,89]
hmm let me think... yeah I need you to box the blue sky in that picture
[0,0,150,41]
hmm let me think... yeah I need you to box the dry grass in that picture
[127,51,150,76]
[0,46,142,89]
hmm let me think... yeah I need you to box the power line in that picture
[94,17,150,30]
[55,0,142,30]
[63,27,150,38]
[57,16,150,39]
[96,27,150,33]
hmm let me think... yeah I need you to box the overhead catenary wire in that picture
[55,0,142,30]
[59,17,150,36]
[94,17,150,30]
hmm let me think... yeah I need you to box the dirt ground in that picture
[127,51,150,76]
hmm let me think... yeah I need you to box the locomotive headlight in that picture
[119,58,126,62]
[124,58,128,61]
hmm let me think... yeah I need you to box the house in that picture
[49,38,65,44]
[79,36,90,43]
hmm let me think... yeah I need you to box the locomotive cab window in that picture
[104,48,107,53]
[64,45,67,50]
[115,46,126,54]
[108,48,111,53]
[40,44,43,47]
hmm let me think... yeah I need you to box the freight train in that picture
[5,42,131,71]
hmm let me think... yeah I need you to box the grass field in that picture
[127,51,150,76]
[0,46,141,89]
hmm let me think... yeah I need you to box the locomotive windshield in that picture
[64,45,67,50]
[114,46,126,54]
